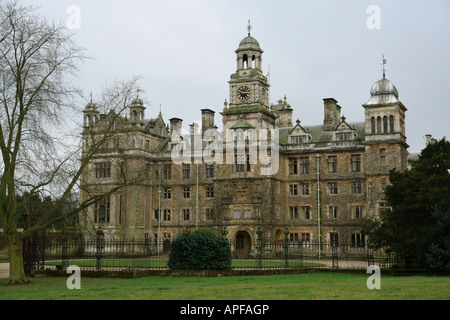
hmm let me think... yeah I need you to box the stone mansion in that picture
[80,29,409,252]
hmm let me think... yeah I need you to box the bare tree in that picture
[0,1,141,284]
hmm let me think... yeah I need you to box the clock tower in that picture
[222,23,275,131]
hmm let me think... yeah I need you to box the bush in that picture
[168,228,232,270]
[426,240,450,274]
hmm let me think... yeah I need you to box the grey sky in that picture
[24,0,450,153]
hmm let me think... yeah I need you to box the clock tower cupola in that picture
[222,22,275,132]
[228,21,270,109]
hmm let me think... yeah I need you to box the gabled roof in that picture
[278,121,366,145]
[230,121,255,130]
[288,120,308,135]
[333,117,354,131]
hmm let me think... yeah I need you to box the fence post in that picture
[96,229,104,271]
[284,229,289,268]
[331,233,338,269]
[61,236,68,270]
[256,228,263,269]
[367,240,374,268]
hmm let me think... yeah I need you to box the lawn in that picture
[0,272,449,300]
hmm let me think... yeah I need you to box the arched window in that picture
[371,117,375,134]
[377,116,382,134]
[383,116,388,133]
[251,55,256,69]
[243,54,248,69]
[389,115,394,133]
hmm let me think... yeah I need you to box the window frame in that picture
[352,181,362,194]
[94,196,110,224]
[351,154,361,172]
[182,163,191,179]
[328,182,338,195]
[327,155,338,173]
[95,162,111,178]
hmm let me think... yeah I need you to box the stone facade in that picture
[80,31,409,250]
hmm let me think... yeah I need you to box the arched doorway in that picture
[235,231,251,257]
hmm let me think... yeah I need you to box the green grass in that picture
[0,273,449,300]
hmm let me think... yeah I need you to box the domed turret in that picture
[363,59,407,143]
[236,35,263,53]
[83,99,99,128]
[370,78,399,97]
[235,21,263,71]
[131,97,144,107]
[365,77,400,106]
[130,95,146,127]
[84,101,97,111]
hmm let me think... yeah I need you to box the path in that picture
[0,263,9,279]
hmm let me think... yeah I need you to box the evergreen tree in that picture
[362,138,450,273]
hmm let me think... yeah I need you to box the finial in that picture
[137,88,141,99]
[224,99,228,107]
[247,20,252,36]
[382,54,386,79]
[159,104,162,115]
[90,92,93,103]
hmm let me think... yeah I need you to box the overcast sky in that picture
[23,0,450,153]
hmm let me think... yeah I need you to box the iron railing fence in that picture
[29,238,427,275]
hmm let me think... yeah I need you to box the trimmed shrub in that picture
[168,228,232,270]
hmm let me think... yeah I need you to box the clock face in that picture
[237,86,250,102]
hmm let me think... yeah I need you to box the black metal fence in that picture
[28,236,427,275]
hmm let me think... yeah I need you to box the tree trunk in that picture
[6,231,28,284]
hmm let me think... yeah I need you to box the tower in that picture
[363,62,409,218]
[222,22,275,132]
[129,97,146,128]
[363,57,407,145]
[83,100,99,129]
[228,22,270,109]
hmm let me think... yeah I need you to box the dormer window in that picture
[335,132,354,141]
[290,135,308,144]
[288,120,310,145]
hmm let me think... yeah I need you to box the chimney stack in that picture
[278,96,293,127]
[201,109,215,133]
[190,122,199,135]
[323,98,341,131]
[169,118,183,134]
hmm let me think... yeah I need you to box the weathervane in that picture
[247,20,252,36]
